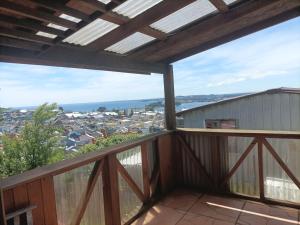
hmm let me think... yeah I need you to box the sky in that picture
[0,17,300,107]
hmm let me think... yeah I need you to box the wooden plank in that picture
[221,138,257,186]
[5,205,36,220]
[0,131,172,191]
[209,0,229,12]
[27,180,45,225]
[70,160,104,225]
[102,155,121,225]
[157,134,176,194]
[116,159,146,203]
[177,135,214,187]
[263,139,300,190]
[3,190,14,225]
[0,188,7,225]
[12,184,29,225]
[41,177,58,225]
[141,143,151,200]
[0,0,77,29]
[257,138,265,200]
[0,37,44,52]
[89,0,196,50]
[177,128,300,139]
[164,65,176,130]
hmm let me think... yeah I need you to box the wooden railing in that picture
[1,128,299,225]
[0,131,174,225]
[176,128,300,208]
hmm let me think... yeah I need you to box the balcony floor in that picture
[132,189,300,225]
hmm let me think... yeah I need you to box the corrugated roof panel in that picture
[112,0,163,19]
[59,14,81,23]
[150,0,217,33]
[97,0,111,4]
[105,32,155,54]
[63,18,119,46]
[36,31,57,39]
[224,0,239,5]
[47,23,68,31]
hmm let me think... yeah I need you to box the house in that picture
[177,88,300,131]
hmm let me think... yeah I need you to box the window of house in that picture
[205,119,238,129]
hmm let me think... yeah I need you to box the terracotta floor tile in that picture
[188,194,245,223]
[176,213,236,225]
[237,201,299,225]
[131,205,185,225]
[158,189,201,211]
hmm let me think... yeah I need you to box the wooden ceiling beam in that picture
[88,0,196,51]
[0,0,77,30]
[209,0,229,12]
[130,0,300,62]
[0,36,44,52]
[0,46,168,74]
[0,14,66,37]
[0,27,54,45]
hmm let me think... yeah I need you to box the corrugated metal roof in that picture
[63,18,119,46]
[224,0,239,5]
[36,31,57,39]
[97,0,111,4]
[150,0,217,33]
[105,32,155,54]
[47,23,68,31]
[112,0,163,19]
[59,14,81,23]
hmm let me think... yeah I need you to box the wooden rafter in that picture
[89,0,196,50]
[116,159,146,203]
[209,0,229,12]
[0,36,44,52]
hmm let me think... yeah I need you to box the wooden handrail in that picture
[5,205,36,220]
[0,131,172,190]
[177,128,300,139]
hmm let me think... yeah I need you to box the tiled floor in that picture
[132,189,300,225]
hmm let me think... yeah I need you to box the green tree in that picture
[0,103,64,177]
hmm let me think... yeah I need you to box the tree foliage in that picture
[0,103,64,178]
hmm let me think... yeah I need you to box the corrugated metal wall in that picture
[181,93,300,203]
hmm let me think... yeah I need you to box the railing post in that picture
[0,188,7,225]
[163,65,176,130]
[257,137,265,200]
[211,135,221,191]
[141,143,151,200]
[102,155,121,225]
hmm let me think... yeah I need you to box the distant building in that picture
[177,88,300,131]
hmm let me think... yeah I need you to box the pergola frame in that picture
[0,0,300,130]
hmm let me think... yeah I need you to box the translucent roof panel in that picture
[63,18,119,46]
[105,32,155,54]
[36,31,57,39]
[112,0,163,19]
[47,23,68,31]
[59,14,81,23]
[97,0,111,4]
[150,0,217,33]
[224,0,239,5]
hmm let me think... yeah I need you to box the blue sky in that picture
[1,17,300,107]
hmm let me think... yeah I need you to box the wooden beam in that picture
[0,46,168,74]
[116,159,146,203]
[0,37,44,52]
[131,0,300,62]
[263,138,300,190]
[0,188,7,225]
[0,15,66,37]
[102,155,121,225]
[163,65,176,130]
[177,135,214,186]
[141,143,151,200]
[0,1,77,30]
[0,27,54,45]
[258,138,265,200]
[70,160,104,225]
[89,0,195,50]
[209,0,229,12]
[221,138,257,186]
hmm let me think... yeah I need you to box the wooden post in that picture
[141,143,151,200]
[257,137,265,200]
[102,155,121,225]
[163,65,176,130]
[0,188,7,225]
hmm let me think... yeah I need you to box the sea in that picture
[14,99,213,113]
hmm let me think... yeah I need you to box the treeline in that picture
[0,103,141,178]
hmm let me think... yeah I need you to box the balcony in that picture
[1,129,299,225]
